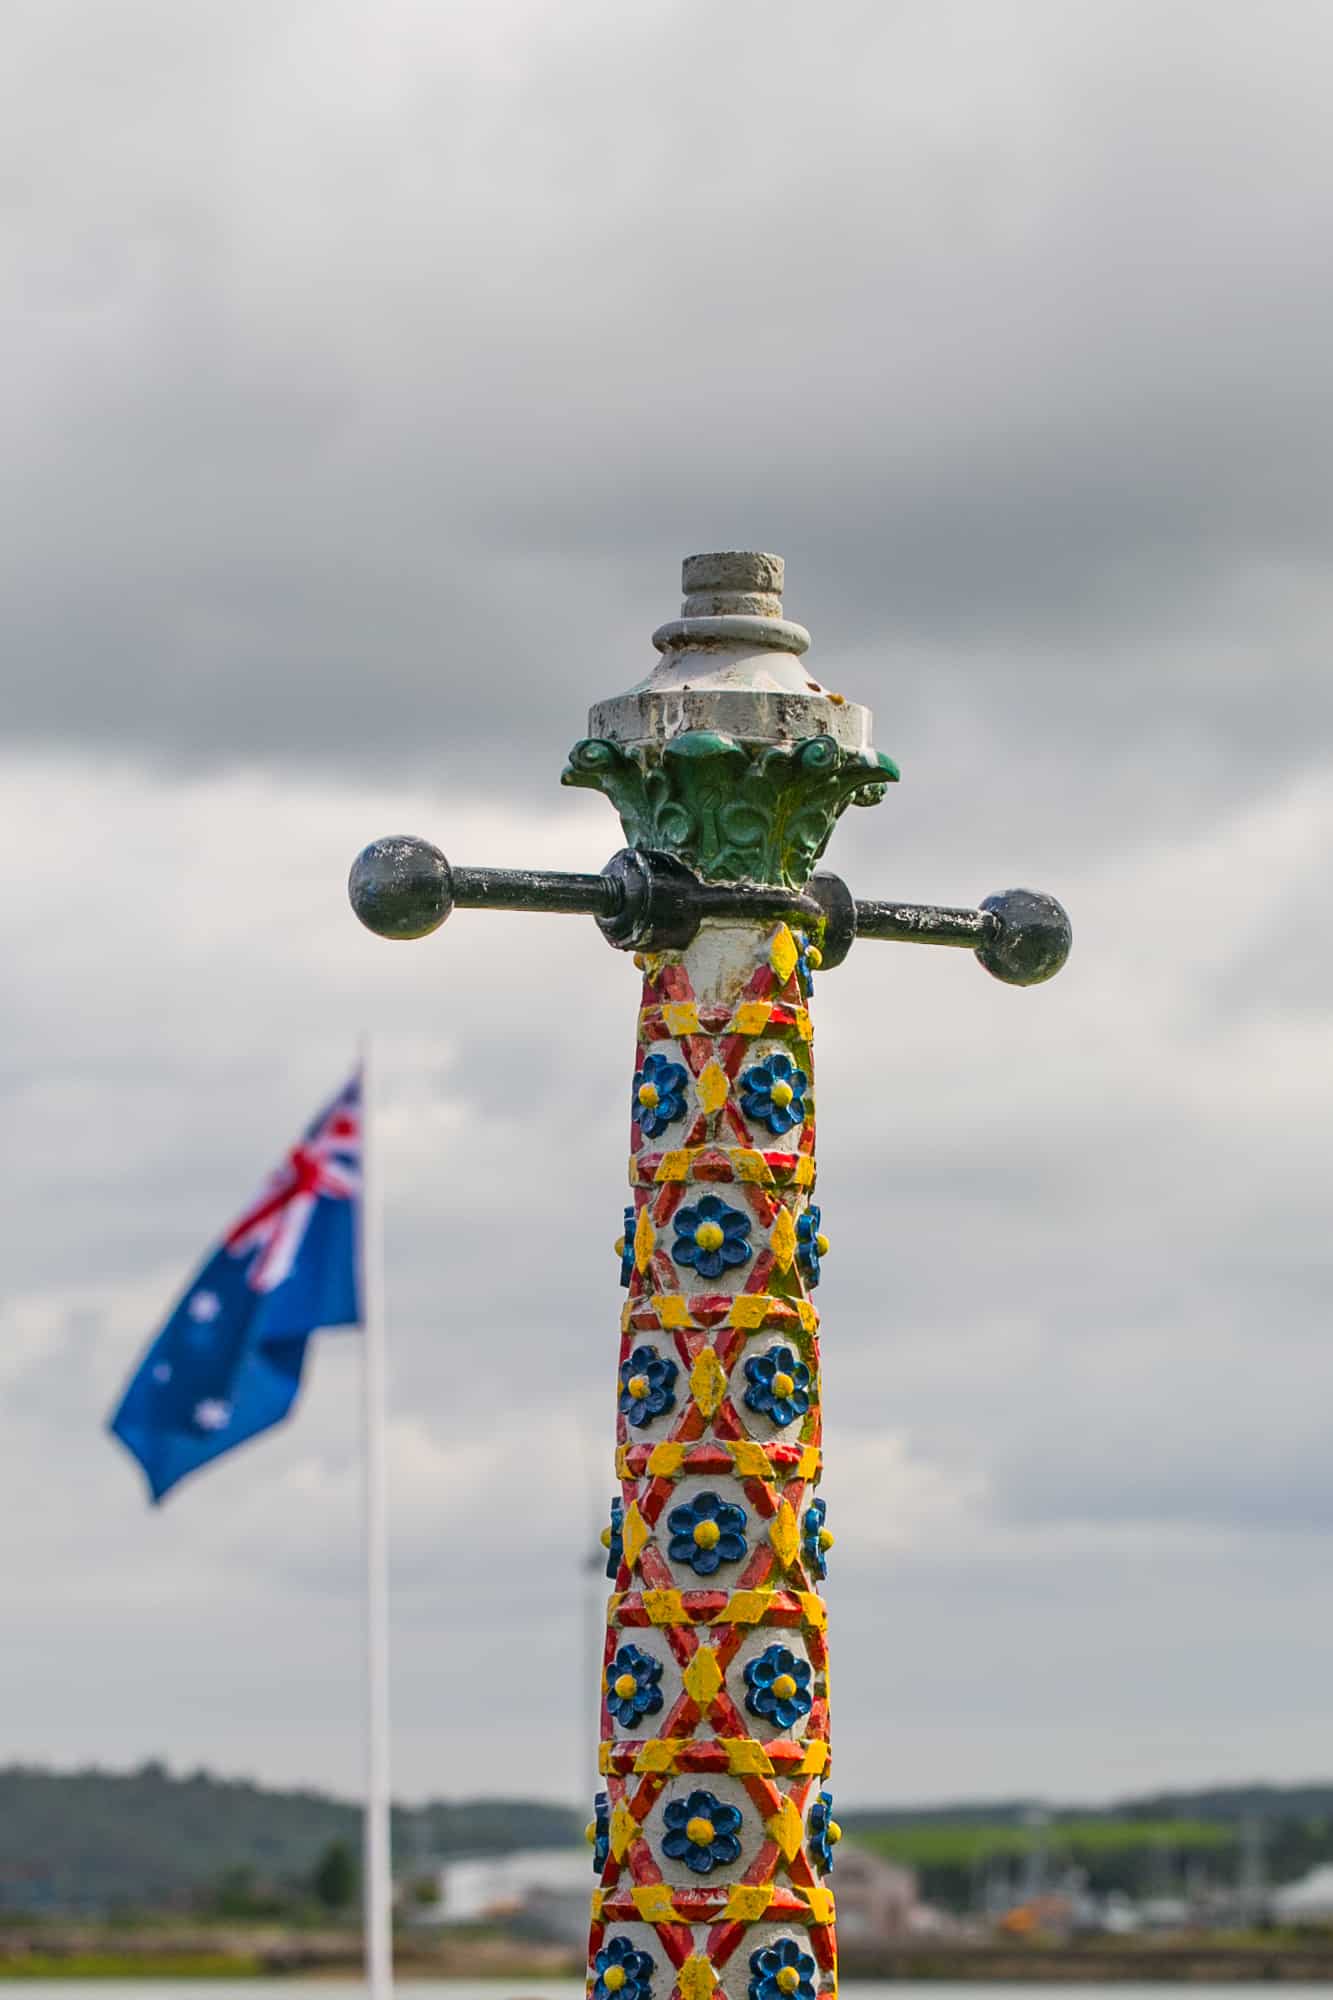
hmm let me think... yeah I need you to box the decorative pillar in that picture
[568,552,886,2000]
[347,551,1071,2000]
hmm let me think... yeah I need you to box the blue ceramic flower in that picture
[661,1788,743,1874]
[802,1497,833,1581]
[743,1346,811,1427]
[605,1643,664,1727]
[618,1205,636,1288]
[619,1346,679,1427]
[748,1937,817,2000]
[589,1790,611,1874]
[807,1790,840,1875]
[666,1489,748,1577]
[795,1205,827,1287]
[743,1643,813,1728]
[794,932,823,994]
[633,1053,689,1138]
[671,1194,752,1280]
[594,1935,655,2000]
[603,1496,625,1579]
[738,1052,809,1137]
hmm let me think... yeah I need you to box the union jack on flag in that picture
[109,1073,363,1502]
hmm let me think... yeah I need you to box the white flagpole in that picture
[359,1033,393,1998]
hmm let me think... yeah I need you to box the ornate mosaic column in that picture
[570,553,893,2000]
[346,549,1070,2000]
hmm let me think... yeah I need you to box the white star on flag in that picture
[187,1290,222,1323]
[193,1399,232,1431]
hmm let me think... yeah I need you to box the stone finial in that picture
[649,549,810,664]
[680,551,785,621]
[563,551,898,890]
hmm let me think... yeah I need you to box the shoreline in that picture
[7,1937,1333,1982]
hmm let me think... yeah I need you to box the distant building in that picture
[406,1840,931,1950]
[1137,1895,1191,1932]
[405,1847,589,1941]
[827,1844,923,1943]
[1272,1866,1333,1925]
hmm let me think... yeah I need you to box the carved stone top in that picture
[564,553,897,891]
[586,551,875,759]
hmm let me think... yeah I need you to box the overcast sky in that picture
[5,0,1333,1816]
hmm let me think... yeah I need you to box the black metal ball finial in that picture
[348,836,455,940]
[975,889,1072,987]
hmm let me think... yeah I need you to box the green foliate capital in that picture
[568,552,896,888]
[562,732,898,890]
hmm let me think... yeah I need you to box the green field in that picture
[856,1816,1235,1866]
[849,1816,1238,1907]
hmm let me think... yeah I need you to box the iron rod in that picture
[693,882,824,926]
[449,866,616,917]
[448,864,822,928]
[853,898,997,949]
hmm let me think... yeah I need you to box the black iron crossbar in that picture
[348,838,1071,988]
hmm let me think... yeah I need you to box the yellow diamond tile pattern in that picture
[805,1884,836,1924]
[767,1796,804,1862]
[599,1738,833,1780]
[678,1955,717,2000]
[662,1001,701,1036]
[609,1802,638,1862]
[696,1059,730,1114]
[730,1001,773,1036]
[769,1499,800,1569]
[620,1500,650,1571]
[716,1589,773,1625]
[726,1884,775,1921]
[690,1345,728,1418]
[768,924,799,986]
[634,1739,676,1773]
[770,1206,797,1270]
[682,1645,724,1707]
[633,1207,656,1272]
[642,1588,686,1624]
[632,1882,678,1923]
[724,1739,775,1776]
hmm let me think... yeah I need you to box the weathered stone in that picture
[565,554,897,890]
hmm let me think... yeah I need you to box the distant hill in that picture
[8,1763,1333,1916]
[1118,1782,1333,1825]
[842,1783,1333,1909]
[0,1763,581,1914]
[843,1783,1333,1829]
[840,1784,1333,1832]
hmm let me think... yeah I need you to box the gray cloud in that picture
[4,747,1331,1804]
[4,0,1333,1811]
[7,0,1333,800]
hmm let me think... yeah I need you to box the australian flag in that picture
[109,1074,362,1502]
